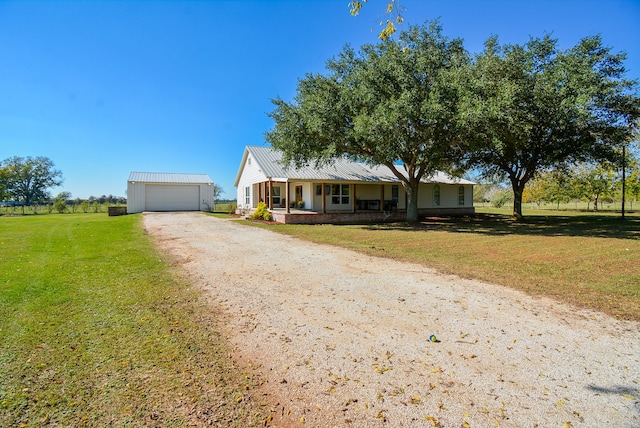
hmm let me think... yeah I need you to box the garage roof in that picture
[128,171,213,184]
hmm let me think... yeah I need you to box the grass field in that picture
[2,209,637,425]
[241,207,640,321]
[0,213,265,427]
[212,202,236,213]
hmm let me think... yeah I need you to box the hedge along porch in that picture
[234,146,475,224]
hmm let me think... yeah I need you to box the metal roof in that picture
[128,171,213,184]
[243,146,474,185]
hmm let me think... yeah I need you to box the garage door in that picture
[145,185,200,211]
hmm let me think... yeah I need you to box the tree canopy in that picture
[266,21,468,222]
[0,156,63,206]
[460,34,640,218]
[267,21,640,221]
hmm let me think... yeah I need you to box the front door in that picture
[295,186,303,204]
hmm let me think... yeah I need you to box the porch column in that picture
[286,181,290,213]
[322,182,326,213]
[268,178,273,210]
[352,184,356,213]
[258,183,262,205]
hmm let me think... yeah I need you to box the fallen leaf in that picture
[424,415,442,427]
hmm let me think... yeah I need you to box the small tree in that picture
[53,192,71,214]
[627,168,640,210]
[572,163,617,211]
[54,198,67,214]
[485,187,512,208]
[71,197,81,213]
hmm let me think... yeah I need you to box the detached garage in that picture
[126,172,215,213]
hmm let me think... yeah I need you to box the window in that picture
[316,185,322,195]
[458,185,465,206]
[433,185,440,206]
[267,186,281,205]
[245,187,250,205]
[331,184,350,205]
[391,185,399,203]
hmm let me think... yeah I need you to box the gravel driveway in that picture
[143,212,639,427]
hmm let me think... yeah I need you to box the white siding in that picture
[126,174,215,213]
[236,153,268,209]
[415,183,473,208]
[199,183,215,211]
[127,182,146,213]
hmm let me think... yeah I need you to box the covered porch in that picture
[256,179,403,215]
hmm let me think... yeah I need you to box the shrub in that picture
[249,202,272,221]
[54,199,67,214]
[491,189,512,208]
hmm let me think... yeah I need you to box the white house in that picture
[234,145,474,224]
[127,171,215,214]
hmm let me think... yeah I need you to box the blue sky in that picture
[1,0,639,199]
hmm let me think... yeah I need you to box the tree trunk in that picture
[404,181,420,223]
[511,181,525,219]
[594,195,599,211]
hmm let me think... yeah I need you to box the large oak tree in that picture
[266,21,468,223]
[460,34,640,218]
[0,156,63,207]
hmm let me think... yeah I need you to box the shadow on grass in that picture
[365,213,640,240]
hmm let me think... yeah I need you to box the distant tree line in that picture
[1,156,126,214]
[473,152,640,211]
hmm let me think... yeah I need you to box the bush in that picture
[54,199,67,214]
[491,189,512,208]
[249,202,272,221]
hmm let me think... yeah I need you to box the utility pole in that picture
[622,143,626,219]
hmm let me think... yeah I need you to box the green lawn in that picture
[0,213,265,427]
[2,210,637,426]
[241,208,640,320]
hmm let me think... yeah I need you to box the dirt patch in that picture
[143,212,639,427]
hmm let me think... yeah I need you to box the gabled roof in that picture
[234,145,474,186]
[128,171,213,184]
